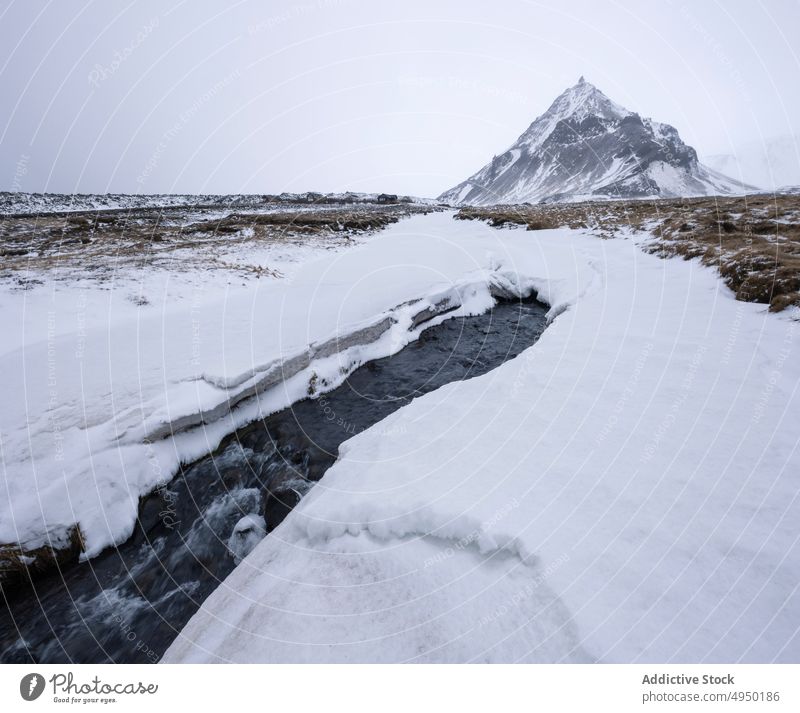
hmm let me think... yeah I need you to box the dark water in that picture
[0,296,548,663]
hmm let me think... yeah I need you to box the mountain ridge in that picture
[440,78,756,205]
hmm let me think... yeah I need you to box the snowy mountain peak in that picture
[547,77,629,123]
[440,80,756,205]
[511,79,627,159]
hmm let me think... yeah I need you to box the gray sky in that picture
[1,0,798,197]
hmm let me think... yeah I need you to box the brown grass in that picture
[456,194,800,312]
[0,204,436,283]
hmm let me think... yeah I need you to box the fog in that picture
[1,0,798,197]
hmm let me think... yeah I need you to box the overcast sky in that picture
[1,0,798,197]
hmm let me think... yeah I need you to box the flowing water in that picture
[0,296,548,663]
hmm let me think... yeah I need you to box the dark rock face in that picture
[440,78,754,205]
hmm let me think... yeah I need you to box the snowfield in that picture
[0,212,537,559]
[2,209,797,663]
[163,213,799,663]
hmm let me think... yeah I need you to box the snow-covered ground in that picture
[163,213,799,663]
[0,191,432,215]
[3,208,798,662]
[0,212,530,560]
[0,217,377,557]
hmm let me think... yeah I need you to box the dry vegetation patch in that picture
[456,195,800,312]
[0,204,435,284]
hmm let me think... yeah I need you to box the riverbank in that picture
[0,295,548,663]
[0,211,562,576]
[164,214,799,663]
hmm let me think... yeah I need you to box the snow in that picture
[0,193,267,215]
[704,135,800,191]
[0,191,435,215]
[227,514,267,564]
[439,78,754,205]
[643,161,692,197]
[0,212,542,558]
[518,78,630,154]
[454,184,474,204]
[164,214,800,663]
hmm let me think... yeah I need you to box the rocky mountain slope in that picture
[440,77,755,205]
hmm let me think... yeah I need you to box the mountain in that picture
[439,77,755,205]
[704,134,800,192]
